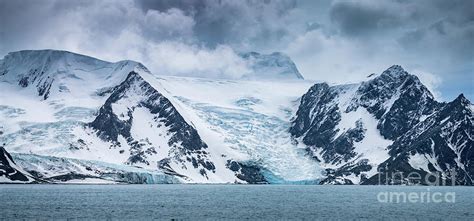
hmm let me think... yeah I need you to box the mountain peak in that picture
[381,65,408,77]
[358,64,435,103]
[3,50,107,67]
[0,49,148,100]
[452,93,472,107]
[2,49,146,70]
[239,51,304,80]
[8,49,88,57]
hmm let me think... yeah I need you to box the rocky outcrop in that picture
[290,65,473,185]
[88,71,215,179]
[0,146,34,183]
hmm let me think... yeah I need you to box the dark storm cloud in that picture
[329,1,404,36]
[329,0,474,41]
[0,0,53,53]
[397,1,474,62]
[327,0,474,68]
[135,0,298,48]
[398,18,474,59]
[136,0,205,12]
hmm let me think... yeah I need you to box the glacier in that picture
[1,50,471,185]
[0,49,322,184]
[12,153,180,184]
[156,76,323,182]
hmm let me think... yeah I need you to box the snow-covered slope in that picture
[0,50,141,100]
[1,50,471,185]
[81,71,234,183]
[290,65,473,185]
[0,49,317,184]
[0,50,225,183]
[0,146,35,183]
[0,50,152,156]
[369,94,474,185]
[1,50,189,183]
[12,153,179,184]
[155,75,321,183]
[239,52,304,80]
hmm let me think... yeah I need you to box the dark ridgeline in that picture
[88,71,267,183]
[88,71,215,178]
[290,65,473,185]
[0,50,268,184]
[1,50,471,185]
[0,144,32,182]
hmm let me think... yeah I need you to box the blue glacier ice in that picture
[176,96,322,183]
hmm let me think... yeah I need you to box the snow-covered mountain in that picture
[368,94,473,185]
[0,50,140,100]
[239,52,304,80]
[290,65,473,185]
[85,71,223,182]
[1,50,472,185]
[155,75,320,183]
[0,50,183,183]
[0,49,314,184]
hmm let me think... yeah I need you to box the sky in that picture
[0,0,472,101]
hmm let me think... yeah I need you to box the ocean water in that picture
[1,185,473,220]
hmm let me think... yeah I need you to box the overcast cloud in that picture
[0,0,472,100]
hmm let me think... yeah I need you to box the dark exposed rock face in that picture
[226,160,268,184]
[90,72,207,152]
[364,94,474,185]
[0,50,63,100]
[0,146,32,182]
[290,83,341,148]
[88,71,215,178]
[45,173,98,182]
[290,82,372,184]
[347,65,439,139]
[290,65,473,185]
[13,69,53,100]
[319,159,372,185]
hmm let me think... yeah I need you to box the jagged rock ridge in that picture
[290,65,473,185]
[88,71,217,179]
[1,50,267,184]
[0,146,35,183]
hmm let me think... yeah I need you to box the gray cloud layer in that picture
[0,0,472,100]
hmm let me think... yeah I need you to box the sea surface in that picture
[1,185,473,220]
